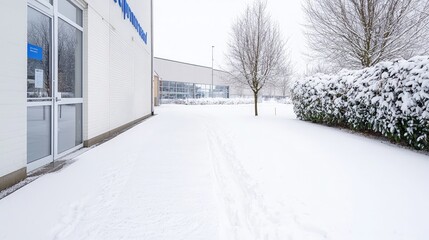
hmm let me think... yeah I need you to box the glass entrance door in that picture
[27,0,84,170]
[27,6,54,168]
[55,0,83,157]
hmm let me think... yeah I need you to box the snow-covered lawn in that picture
[1,103,428,240]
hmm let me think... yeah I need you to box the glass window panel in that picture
[40,0,53,5]
[58,19,83,98]
[58,104,82,153]
[158,82,232,99]
[27,7,52,98]
[27,106,52,163]
[59,0,83,26]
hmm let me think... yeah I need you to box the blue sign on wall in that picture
[113,0,148,44]
[27,43,43,61]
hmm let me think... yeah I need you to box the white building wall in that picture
[0,1,27,178]
[154,58,217,84]
[85,0,152,141]
[154,58,255,97]
[154,58,290,98]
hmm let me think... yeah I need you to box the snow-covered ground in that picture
[1,103,428,240]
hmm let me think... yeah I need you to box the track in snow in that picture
[205,119,328,240]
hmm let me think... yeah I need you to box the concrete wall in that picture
[0,1,27,188]
[84,0,152,143]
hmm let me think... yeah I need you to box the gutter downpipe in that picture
[150,0,154,115]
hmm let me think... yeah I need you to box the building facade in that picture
[154,57,289,103]
[0,0,153,190]
[154,58,236,102]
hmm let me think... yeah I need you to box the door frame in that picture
[53,0,85,159]
[27,1,54,172]
[27,0,85,172]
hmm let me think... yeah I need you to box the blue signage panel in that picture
[27,44,43,61]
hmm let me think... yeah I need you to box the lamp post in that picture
[211,45,214,98]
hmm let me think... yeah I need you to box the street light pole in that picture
[211,45,214,98]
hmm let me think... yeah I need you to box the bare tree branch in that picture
[304,0,429,70]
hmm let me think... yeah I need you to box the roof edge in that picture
[154,57,229,73]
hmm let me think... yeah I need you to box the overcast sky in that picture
[154,0,307,74]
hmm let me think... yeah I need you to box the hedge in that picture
[291,56,429,150]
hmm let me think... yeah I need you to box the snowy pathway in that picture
[1,103,428,240]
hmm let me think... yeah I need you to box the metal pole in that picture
[211,45,214,98]
[150,0,154,115]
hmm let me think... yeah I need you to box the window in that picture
[159,80,229,101]
[59,0,83,26]
[58,18,83,98]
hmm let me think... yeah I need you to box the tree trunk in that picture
[254,91,258,116]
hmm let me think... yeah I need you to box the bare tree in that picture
[226,0,289,116]
[304,0,429,70]
[275,63,293,97]
[260,63,293,97]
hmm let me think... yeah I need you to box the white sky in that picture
[154,0,307,74]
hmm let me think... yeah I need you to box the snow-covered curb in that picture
[291,56,429,150]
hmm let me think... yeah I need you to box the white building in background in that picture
[0,0,153,191]
[154,57,289,104]
[154,57,243,102]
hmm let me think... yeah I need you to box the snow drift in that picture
[292,56,429,150]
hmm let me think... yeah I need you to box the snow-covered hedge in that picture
[292,56,429,150]
[263,97,292,104]
[160,98,255,105]
[161,97,292,105]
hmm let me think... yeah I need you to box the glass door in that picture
[54,0,83,157]
[27,0,84,170]
[27,5,54,169]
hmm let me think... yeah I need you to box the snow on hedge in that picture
[292,56,429,150]
[161,98,255,105]
[263,97,292,104]
[160,97,291,105]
